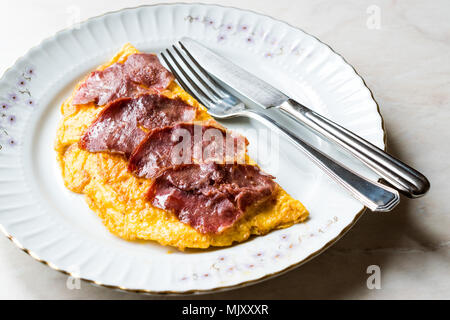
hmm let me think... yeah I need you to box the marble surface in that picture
[0,0,448,299]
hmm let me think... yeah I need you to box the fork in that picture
[159,44,400,212]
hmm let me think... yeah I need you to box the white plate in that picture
[0,3,384,294]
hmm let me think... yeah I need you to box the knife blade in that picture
[180,37,289,109]
[179,37,430,198]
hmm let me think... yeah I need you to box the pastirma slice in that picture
[73,53,174,106]
[79,93,196,157]
[147,163,276,234]
[129,123,248,179]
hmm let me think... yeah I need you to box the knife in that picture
[180,37,430,198]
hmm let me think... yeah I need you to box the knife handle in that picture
[242,109,400,212]
[278,99,430,198]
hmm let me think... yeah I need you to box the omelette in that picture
[54,44,308,249]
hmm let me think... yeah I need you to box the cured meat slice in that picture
[123,53,173,89]
[72,53,174,106]
[128,123,248,179]
[79,93,196,157]
[147,163,276,234]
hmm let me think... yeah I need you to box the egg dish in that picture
[54,43,308,249]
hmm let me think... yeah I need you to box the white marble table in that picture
[0,0,448,299]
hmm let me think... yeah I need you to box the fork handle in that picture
[278,99,430,198]
[242,109,399,212]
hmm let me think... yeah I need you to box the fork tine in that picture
[172,44,227,101]
[159,52,197,100]
[178,41,241,105]
[168,47,219,105]
[160,50,214,109]
[178,41,232,99]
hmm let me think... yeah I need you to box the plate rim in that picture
[0,2,386,296]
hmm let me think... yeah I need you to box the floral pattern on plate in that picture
[0,66,35,150]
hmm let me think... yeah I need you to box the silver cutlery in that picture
[178,38,430,199]
[159,44,400,212]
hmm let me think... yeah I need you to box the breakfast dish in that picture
[54,44,308,249]
[0,4,386,293]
